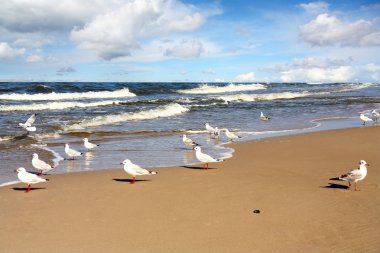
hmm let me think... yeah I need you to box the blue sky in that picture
[0,0,379,83]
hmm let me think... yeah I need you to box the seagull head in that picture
[121,159,132,165]
[83,138,88,142]
[16,167,26,173]
[194,146,201,152]
[359,160,369,166]
[32,153,38,159]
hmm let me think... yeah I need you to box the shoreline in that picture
[1,125,379,252]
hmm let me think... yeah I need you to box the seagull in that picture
[16,167,49,193]
[223,128,241,142]
[32,153,54,176]
[205,123,215,135]
[64,144,83,160]
[18,113,37,133]
[194,146,223,170]
[182,134,198,149]
[372,110,380,122]
[212,127,221,139]
[83,138,99,150]
[359,114,373,125]
[260,111,271,121]
[120,159,158,184]
[338,160,369,191]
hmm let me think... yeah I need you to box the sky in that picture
[0,0,379,83]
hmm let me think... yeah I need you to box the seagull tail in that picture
[149,171,158,175]
[216,158,224,162]
[329,177,342,181]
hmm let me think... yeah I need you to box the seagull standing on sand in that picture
[32,153,54,176]
[64,144,83,160]
[194,146,223,170]
[120,159,158,184]
[19,113,37,133]
[16,167,49,193]
[205,123,215,135]
[260,111,271,121]
[359,114,373,125]
[182,134,198,149]
[338,160,369,191]
[372,110,380,122]
[83,138,99,150]
[223,128,241,142]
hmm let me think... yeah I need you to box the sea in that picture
[1,82,379,185]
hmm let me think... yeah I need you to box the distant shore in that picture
[1,125,379,253]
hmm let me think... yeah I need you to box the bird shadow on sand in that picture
[112,178,151,183]
[181,166,218,170]
[321,178,349,189]
[12,187,47,191]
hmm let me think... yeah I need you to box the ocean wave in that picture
[0,100,126,112]
[216,91,311,102]
[177,83,266,94]
[0,88,136,101]
[336,83,374,93]
[65,103,189,130]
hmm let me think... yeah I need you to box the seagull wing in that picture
[25,113,37,127]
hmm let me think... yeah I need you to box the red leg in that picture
[206,163,209,170]
[131,176,136,184]
[38,170,42,176]
[25,184,31,193]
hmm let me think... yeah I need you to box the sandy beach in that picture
[1,125,379,253]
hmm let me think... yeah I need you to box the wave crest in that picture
[0,88,136,101]
[217,92,311,102]
[177,83,266,94]
[65,103,189,130]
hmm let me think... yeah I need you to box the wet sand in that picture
[1,125,379,253]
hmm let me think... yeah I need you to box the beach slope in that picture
[1,126,379,253]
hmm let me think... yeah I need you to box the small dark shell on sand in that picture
[253,210,260,214]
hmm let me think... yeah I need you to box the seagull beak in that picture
[119,162,123,165]
[367,164,370,166]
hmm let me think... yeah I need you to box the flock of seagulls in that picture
[14,108,378,192]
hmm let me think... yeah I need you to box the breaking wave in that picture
[216,91,311,102]
[0,88,136,101]
[65,103,189,130]
[0,100,126,112]
[177,83,266,94]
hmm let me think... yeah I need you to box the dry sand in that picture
[1,126,379,253]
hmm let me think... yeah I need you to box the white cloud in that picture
[71,0,208,60]
[280,66,354,82]
[298,1,329,14]
[26,54,44,62]
[164,39,204,58]
[299,13,380,46]
[0,42,25,59]
[234,72,256,82]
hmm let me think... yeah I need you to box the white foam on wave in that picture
[217,91,311,102]
[65,103,189,130]
[177,83,266,94]
[0,100,125,112]
[0,88,136,101]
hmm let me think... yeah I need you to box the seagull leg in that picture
[354,182,360,191]
[206,163,209,170]
[131,176,136,184]
[25,184,31,193]
[38,170,42,176]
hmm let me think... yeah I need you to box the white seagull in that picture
[64,144,83,160]
[194,146,223,170]
[120,159,158,184]
[19,113,37,133]
[371,110,380,122]
[223,128,241,142]
[16,167,49,193]
[260,111,271,121]
[83,138,99,150]
[205,123,215,135]
[338,160,369,191]
[212,127,221,139]
[359,114,373,125]
[32,153,54,176]
[182,134,198,149]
